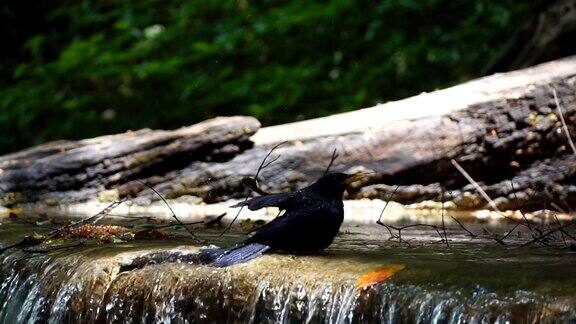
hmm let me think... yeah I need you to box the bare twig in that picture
[219,141,287,237]
[550,202,566,214]
[137,180,203,242]
[254,141,288,187]
[450,216,477,237]
[261,155,281,170]
[2,199,127,255]
[241,177,269,195]
[375,184,448,245]
[451,159,499,212]
[554,215,576,242]
[553,215,568,246]
[440,186,449,247]
[376,185,400,224]
[499,223,521,244]
[388,224,446,241]
[142,221,205,231]
[451,159,534,232]
[521,219,576,247]
[553,88,576,154]
[379,224,412,245]
[510,181,536,240]
[323,148,339,176]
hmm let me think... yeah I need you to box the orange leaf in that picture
[356,264,405,291]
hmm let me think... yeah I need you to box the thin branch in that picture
[375,185,447,244]
[553,88,576,154]
[381,225,412,245]
[388,223,446,239]
[241,177,269,195]
[521,220,576,247]
[550,202,566,214]
[440,186,449,247]
[553,215,568,246]
[499,222,520,244]
[261,154,281,170]
[137,180,203,242]
[510,181,535,237]
[451,159,500,212]
[376,185,400,224]
[219,141,287,237]
[2,199,126,255]
[254,141,288,185]
[220,203,245,238]
[554,215,576,242]
[450,216,477,238]
[451,160,533,232]
[378,222,397,239]
[141,221,205,231]
[323,148,339,176]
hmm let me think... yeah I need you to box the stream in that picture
[0,214,575,323]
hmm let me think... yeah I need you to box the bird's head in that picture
[311,172,366,196]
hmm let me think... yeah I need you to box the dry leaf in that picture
[64,224,133,242]
[356,264,405,291]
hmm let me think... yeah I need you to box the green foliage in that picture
[0,0,528,153]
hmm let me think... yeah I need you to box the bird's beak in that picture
[344,172,366,185]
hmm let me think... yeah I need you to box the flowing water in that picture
[0,216,575,323]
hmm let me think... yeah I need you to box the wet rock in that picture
[0,246,574,323]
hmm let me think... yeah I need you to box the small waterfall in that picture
[0,249,574,323]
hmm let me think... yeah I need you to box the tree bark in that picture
[0,116,260,205]
[2,57,576,211]
[144,57,576,210]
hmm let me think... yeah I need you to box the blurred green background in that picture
[1,0,531,154]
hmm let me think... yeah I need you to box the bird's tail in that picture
[199,243,269,267]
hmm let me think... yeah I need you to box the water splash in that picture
[0,249,574,323]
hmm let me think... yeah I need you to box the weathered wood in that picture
[2,57,576,211]
[143,57,576,210]
[0,116,260,205]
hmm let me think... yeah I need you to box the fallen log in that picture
[2,57,576,211]
[145,56,576,210]
[0,116,260,205]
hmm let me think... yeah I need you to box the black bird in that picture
[205,172,363,267]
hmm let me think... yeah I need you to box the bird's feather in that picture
[231,192,293,210]
[210,243,270,267]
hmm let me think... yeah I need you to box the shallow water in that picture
[0,215,575,323]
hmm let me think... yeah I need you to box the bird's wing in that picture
[246,209,311,242]
[231,192,293,211]
[245,214,293,242]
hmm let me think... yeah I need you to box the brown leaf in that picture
[356,264,405,291]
